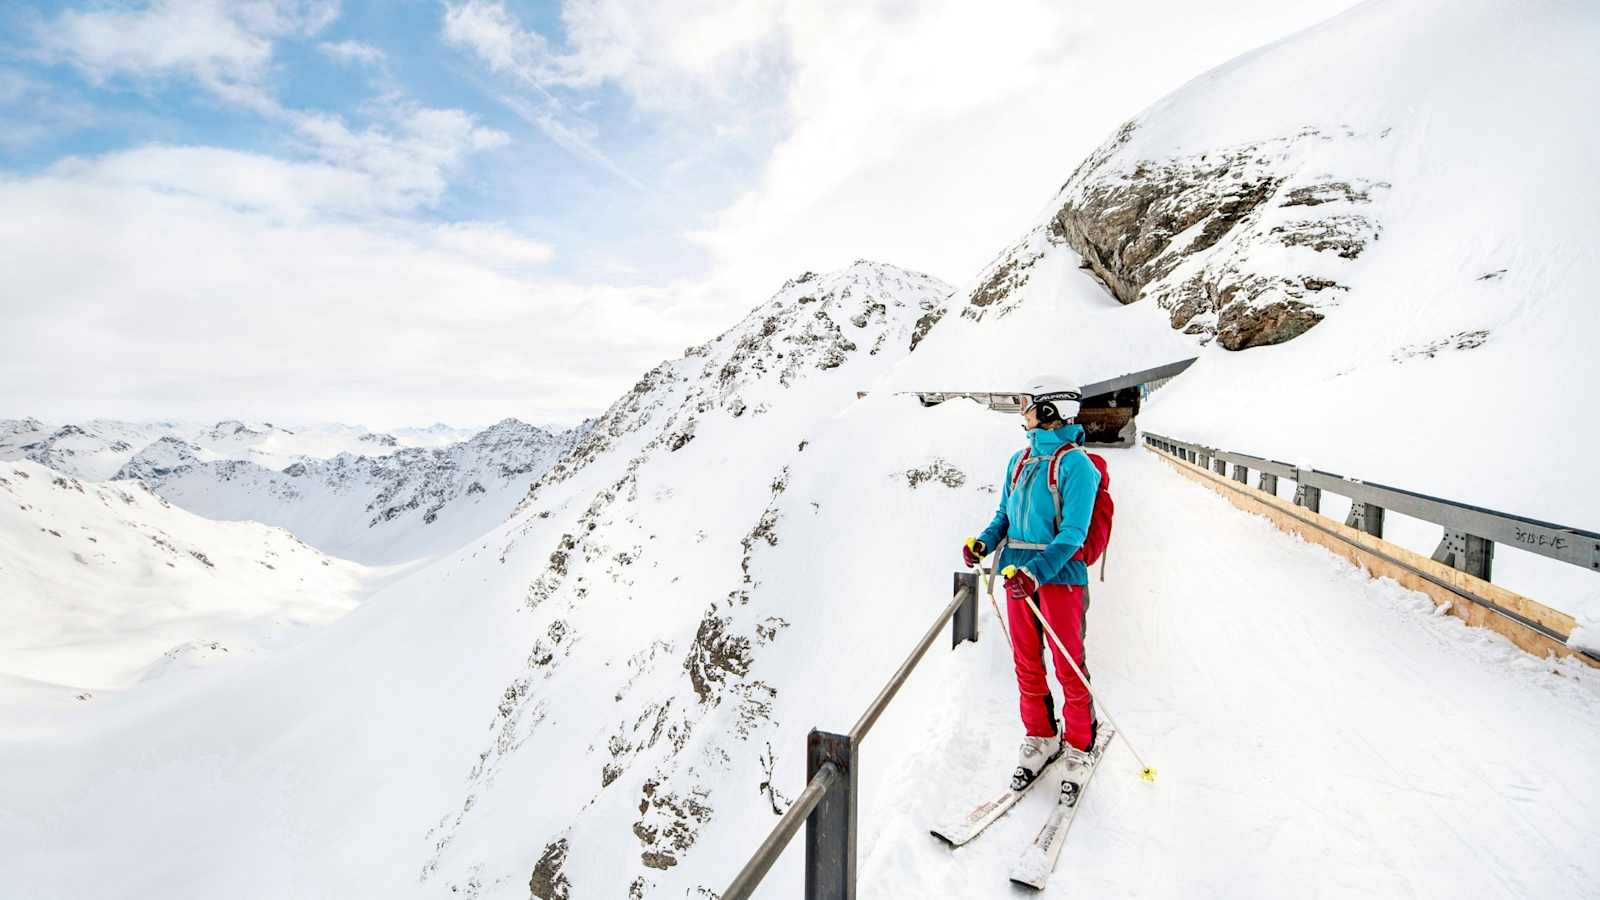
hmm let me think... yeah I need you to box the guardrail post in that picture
[1232,463,1249,484]
[1213,458,1227,476]
[806,730,857,900]
[1294,474,1321,514]
[1346,502,1385,538]
[1259,472,1278,496]
[952,571,978,647]
[1432,530,1494,581]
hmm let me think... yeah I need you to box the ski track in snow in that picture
[850,447,1600,899]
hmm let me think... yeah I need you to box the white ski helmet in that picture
[1022,374,1081,423]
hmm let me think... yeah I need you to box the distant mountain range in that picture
[0,416,586,564]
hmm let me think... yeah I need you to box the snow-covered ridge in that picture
[416,259,955,893]
[0,415,583,565]
[145,418,585,565]
[0,417,482,481]
[525,260,950,501]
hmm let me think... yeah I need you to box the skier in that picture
[963,375,1102,795]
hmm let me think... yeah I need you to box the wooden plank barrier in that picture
[1151,447,1596,669]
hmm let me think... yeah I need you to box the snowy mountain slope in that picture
[896,0,1600,615]
[0,460,378,719]
[1054,0,1600,523]
[143,418,583,565]
[8,391,1597,899]
[0,417,484,481]
[0,261,964,899]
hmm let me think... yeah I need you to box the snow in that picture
[880,227,1197,393]
[846,439,1600,898]
[0,460,387,726]
[1116,0,1600,607]
[885,0,1600,622]
[0,417,498,481]
[5,390,1596,899]
[5,0,1600,896]
[146,418,581,565]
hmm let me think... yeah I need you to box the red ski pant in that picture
[1007,582,1093,752]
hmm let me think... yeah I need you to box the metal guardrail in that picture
[1143,431,1599,661]
[723,572,980,900]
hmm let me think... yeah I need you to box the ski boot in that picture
[1058,724,1104,807]
[1011,734,1063,791]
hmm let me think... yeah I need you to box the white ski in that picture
[929,751,1063,847]
[1009,725,1115,890]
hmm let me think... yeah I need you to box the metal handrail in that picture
[1143,432,1600,574]
[723,761,842,897]
[722,578,978,900]
[1142,431,1598,665]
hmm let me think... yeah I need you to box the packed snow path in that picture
[848,447,1600,899]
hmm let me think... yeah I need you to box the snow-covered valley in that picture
[4,0,1599,897]
[0,459,385,726]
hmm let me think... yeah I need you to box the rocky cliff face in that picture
[1047,123,1389,349]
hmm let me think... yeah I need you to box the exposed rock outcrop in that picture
[1046,123,1388,349]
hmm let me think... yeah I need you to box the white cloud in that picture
[683,0,1363,302]
[447,0,1360,327]
[288,105,509,212]
[318,39,384,65]
[442,0,558,80]
[441,0,649,191]
[554,0,788,111]
[431,223,556,270]
[0,159,681,425]
[44,103,508,222]
[36,0,340,111]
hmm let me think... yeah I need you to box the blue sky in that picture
[0,0,1353,426]
[1,1,782,286]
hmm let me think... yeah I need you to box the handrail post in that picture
[1433,530,1495,580]
[1294,470,1322,513]
[805,730,857,900]
[952,571,978,647]
[1346,501,1385,537]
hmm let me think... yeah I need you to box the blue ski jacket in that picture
[976,423,1101,586]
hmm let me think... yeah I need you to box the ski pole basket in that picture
[722,571,981,900]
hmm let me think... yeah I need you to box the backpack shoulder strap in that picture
[1046,443,1080,526]
[1009,448,1032,491]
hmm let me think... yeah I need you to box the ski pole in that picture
[1002,565,1157,783]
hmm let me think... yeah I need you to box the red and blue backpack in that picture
[1008,443,1115,571]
